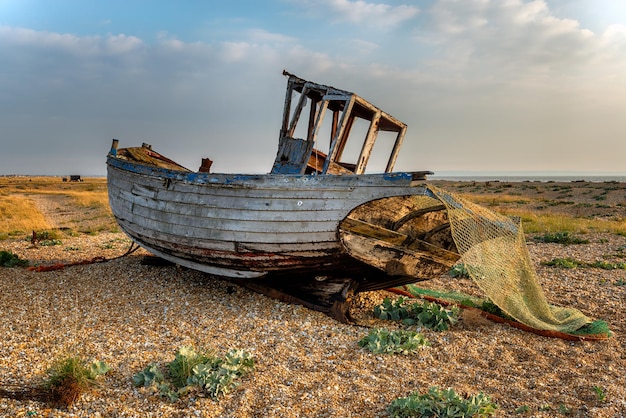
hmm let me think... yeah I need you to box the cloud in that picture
[1,0,625,176]
[102,33,144,54]
[600,23,626,55]
[0,25,144,56]
[246,29,297,44]
[425,0,603,78]
[346,38,380,55]
[0,24,339,174]
[291,0,419,29]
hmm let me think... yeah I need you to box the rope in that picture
[27,242,140,273]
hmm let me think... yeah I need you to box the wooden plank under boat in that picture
[106,71,460,322]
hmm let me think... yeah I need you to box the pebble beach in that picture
[0,180,625,417]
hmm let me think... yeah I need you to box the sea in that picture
[429,173,626,183]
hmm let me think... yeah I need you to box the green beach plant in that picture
[542,258,626,270]
[592,385,607,402]
[0,250,28,267]
[358,328,429,355]
[448,263,470,278]
[533,232,589,245]
[514,405,530,414]
[387,386,497,417]
[132,363,164,387]
[374,297,459,331]
[44,356,110,406]
[133,346,254,402]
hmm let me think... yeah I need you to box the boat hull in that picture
[107,155,443,280]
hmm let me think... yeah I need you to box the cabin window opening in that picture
[362,130,398,173]
[287,93,311,143]
[331,117,370,170]
[311,106,332,157]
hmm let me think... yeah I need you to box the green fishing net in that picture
[421,185,610,337]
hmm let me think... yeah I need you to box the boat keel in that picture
[231,274,359,323]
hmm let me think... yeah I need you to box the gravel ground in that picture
[1,230,625,417]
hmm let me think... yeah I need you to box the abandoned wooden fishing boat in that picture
[107,71,460,322]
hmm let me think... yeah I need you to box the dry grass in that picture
[0,176,108,195]
[3,177,625,238]
[437,181,626,236]
[68,191,110,209]
[0,195,52,237]
[0,177,113,238]
[458,193,535,206]
[493,207,626,235]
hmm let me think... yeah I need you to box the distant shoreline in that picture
[431,175,626,183]
[2,173,625,184]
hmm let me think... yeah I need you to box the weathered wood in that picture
[340,232,459,278]
[274,71,408,176]
[355,112,381,174]
[272,136,315,174]
[109,161,445,275]
[341,216,458,265]
[391,204,447,230]
[340,217,407,245]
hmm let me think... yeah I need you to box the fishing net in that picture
[425,184,600,335]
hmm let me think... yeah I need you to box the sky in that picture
[1,0,625,176]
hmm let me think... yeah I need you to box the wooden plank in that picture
[130,184,158,199]
[324,96,355,174]
[117,217,340,254]
[340,217,407,245]
[339,217,460,266]
[355,111,381,174]
[385,126,406,173]
[112,203,340,243]
[231,275,357,323]
[110,155,427,191]
[287,85,310,138]
[391,204,446,230]
[111,164,432,212]
[116,218,343,276]
[271,136,315,174]
[124,202,343,234]
[340,232,459,277]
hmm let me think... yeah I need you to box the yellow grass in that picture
[69,191,111,209]
[0,176,108,195]
[459,193,534,206]
[458,192,626,235]
[493,207,626,235]
[1,177,623,238]
[0,195,52,236]
[0,177,112,238]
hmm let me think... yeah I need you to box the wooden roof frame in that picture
[273,70,407,175]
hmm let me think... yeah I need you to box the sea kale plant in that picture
[0,250,28,267]
[133,346,254,402]
[358,328,430,355]
[374,297,460,331]
[542,257,626,270]
[533,232,589,245]
[387,386,498,418]
[448,263,470,278]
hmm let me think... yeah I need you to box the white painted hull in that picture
[107,154,434,279]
